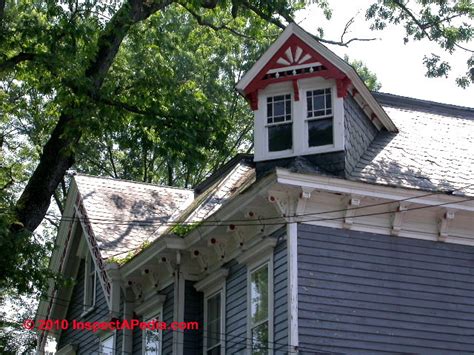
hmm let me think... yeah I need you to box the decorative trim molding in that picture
[236,237,277,266]
[194,268,229,293]
[55,344,77,355]
[135,294,166,316]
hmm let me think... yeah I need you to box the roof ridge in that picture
[74,173,194,192]
[373,92,474,119]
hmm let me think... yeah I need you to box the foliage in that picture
[366,0,474,87]
[344,55,382,91]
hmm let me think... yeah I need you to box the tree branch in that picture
[240,0,376,47]
[179,3,252,39]
[0,53,36,73]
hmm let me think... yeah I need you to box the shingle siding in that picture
[57,259,111,354]
[344,95,379,176]
[297,223,474,354]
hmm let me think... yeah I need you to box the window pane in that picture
[207,345,221,355]
[251,322,269,355]
[144,329,160,355]
[267,94,291,124]
[313,95,325,111]
[250,265,268,324]
[207,293,221,349]
[308,118,333,147]
[100,336,114,355]
[268,123,292,152]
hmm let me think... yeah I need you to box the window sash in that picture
[206,292,221,350]
[267,94,292,124]
[84,254,96,309]
[249,263,269,354]
[306,88,332,119]
[100,335,114,355]
[143,314,161,355]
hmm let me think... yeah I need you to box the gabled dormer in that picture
[236,23,398,176]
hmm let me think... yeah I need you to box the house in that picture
[36,23,474,354]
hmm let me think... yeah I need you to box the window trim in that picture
[82,253,96,316]
[253,77,344,162]
[142,309,163,355]
[203,288,226,355]
[247,257,274,355]
[265,93,294,154]
[99,333,115,355]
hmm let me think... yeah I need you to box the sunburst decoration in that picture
[275,46,312,66]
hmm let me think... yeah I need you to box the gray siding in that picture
[184,280,203,354]
[298,223,474,354]
[161,283,174,355]
[225,259,247,353]
[344,95,378,175]
[273,235,288,354]
[57,259,111,354]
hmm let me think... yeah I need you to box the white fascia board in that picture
[276,168,474,212]
[236,23,397,132]
[36,179,79,326]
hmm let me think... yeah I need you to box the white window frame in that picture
[203,288,225,355]
[300,79,343,154]
[253,77,344,162]
[142,309,163,355]
[82,253,96,315]
[99,333,115,355]
[247,258,274,355]
[195,269,228,355]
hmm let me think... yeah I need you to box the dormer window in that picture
[306,88,333,147]
[266,94,292,152]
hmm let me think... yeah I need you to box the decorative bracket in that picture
[343,195,361,229]
[391,202,409,236]
[227,224,245,248]
[208,237,226,260]
[141,269,159,289]
[296,187,314,219]
[268,190,290,217]
[159,256,175,275]
[438,209,455,242]
[191,249,208,272]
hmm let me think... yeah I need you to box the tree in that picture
[344,55,382,91]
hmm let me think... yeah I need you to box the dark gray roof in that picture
[351,94,474,197]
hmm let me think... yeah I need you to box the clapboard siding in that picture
[161,283,174,355]
[225,260,247,353]
[57,259,112,354]
[131,315,143,355]
[297,224,474,354]
[184,280,203,354]
[273,234,288,354]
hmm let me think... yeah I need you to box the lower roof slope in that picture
[74,175,194,260]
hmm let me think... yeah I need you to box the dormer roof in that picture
[236,23,398,132]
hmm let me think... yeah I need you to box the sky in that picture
[295,1,473,108]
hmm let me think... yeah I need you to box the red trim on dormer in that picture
[243,34,351,105]
[292,79,299,101]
